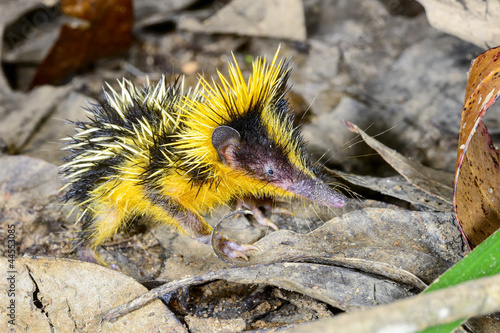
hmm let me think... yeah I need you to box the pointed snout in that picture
[287,175,347,208]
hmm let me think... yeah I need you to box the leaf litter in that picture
[1,0,494,331]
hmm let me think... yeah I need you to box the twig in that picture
[287,273,500,333]
[102,268,238,321]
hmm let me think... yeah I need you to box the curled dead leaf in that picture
[454,46,500,247]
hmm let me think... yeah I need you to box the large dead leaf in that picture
[0,257,185,332]
[245,208,464,285]
[454,46,500,247]
[30,0,133,87]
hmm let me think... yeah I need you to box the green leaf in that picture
[419,229,500,333]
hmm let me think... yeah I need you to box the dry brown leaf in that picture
[454,46,500,247]
[244,208,464,285]
[31,0,133,87]
[0,257,186,332]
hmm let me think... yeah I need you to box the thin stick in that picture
[288,273,500,333]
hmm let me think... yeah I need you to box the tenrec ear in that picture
[212,126,241,164]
